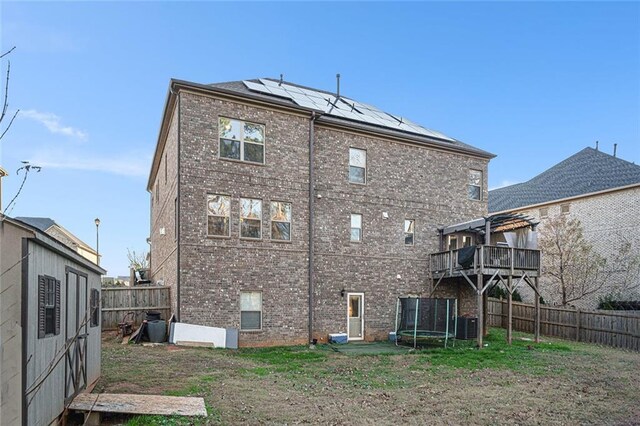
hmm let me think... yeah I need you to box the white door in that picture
[347,293,364,341]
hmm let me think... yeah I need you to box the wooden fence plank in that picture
[487,298,639,352]
[101,286,171,330]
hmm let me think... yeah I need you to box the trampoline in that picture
[394,297,458,348]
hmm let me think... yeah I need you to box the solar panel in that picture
[242,80,455,142]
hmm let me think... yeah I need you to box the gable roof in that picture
[14,217,56,232]
[489,147,640,213]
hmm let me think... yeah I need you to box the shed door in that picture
[65,271,88,403]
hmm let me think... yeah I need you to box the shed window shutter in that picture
[55,279,61,335]
[38,275,46,338]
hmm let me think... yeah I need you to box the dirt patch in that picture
[96,330,640,425]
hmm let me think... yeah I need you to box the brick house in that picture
[147,77,494,346]
[489,147,640,309]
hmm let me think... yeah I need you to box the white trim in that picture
[346,292,365,341]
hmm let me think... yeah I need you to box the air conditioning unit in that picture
[456,317,478,340]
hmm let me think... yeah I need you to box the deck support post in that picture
[507,275,513,345]
[534,276,540,343]
[476,273,483,349]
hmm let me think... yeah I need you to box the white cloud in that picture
[21,109,88,140]
[29,150,151,178]
[489,180,520,191]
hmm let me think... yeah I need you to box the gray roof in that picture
[489,147,640,213]
[207,78,494,158]
[14,217,56,232]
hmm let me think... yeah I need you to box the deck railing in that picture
[430,245,540,275]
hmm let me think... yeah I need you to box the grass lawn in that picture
[95,329,640,425]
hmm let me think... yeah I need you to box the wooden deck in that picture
[430,245,541,279]
[69,393,207,417]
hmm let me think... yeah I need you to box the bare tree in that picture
[0,46,18,142]
[607,233,640,298]
[127,248,149,271]
[539,215,607,306]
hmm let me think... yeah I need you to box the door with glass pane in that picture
[347,293,364,340]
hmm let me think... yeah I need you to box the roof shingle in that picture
[488,147,640,213]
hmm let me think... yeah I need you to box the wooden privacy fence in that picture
[101,286,171,330]
[487,298,640,351]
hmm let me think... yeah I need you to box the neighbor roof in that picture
[489,147,640,213]
[14,217,56,232]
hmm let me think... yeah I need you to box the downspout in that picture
[174,85,182,321]
[308,111,320,344]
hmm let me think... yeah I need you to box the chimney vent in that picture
[336,73,341,99]
[595,141,599,151]
[614,143,617,157]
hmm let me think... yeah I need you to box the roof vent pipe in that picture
[614,143,617,157]
[336,73,341,99]
[279,74,283,86]
[595,141,599,151]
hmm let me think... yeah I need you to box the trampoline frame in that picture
[394,297,458,348]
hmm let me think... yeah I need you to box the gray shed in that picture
[1,216,105,426]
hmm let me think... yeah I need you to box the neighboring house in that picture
[148,77,494,347]
[489,147,640,309]
[0,215,105,426]
[15,217,100,265]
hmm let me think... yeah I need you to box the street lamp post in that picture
[95,218,100,266]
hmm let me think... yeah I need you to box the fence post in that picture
[575,309,581,342]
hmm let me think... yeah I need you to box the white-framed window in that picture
[207,194,230,237]
[540,207,549,218]
[560,204,570,214]
[240,198,262,239]
[448,236,458,250]
[270,201,291,241]
[349,148,367,184]
[240,291,262,331]
[404,219,415,245]
[468,169,482,200]
[219,117,265,164]
[462,235,473,247]
[351,213,362,242]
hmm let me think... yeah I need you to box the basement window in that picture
[349,148,367,184]
[207,194,230,237]
[240,291,262,331]
[270,201,291,241]
[219,117,265,164]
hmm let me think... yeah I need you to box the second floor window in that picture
[351,213,362,242]
[270,201,291,241]
[404,219,415,245]
[349,148,366,184]
[207,194,230,237]
[241,198,262,239]
[468,169,482,200]
[219,117,265,164]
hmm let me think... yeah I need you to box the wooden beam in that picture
[459,271,477,292]
[507,275,513,345]
[477,272,483,348]
[69,393,207,417]
[534,276,540,343]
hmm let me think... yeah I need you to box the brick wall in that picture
[150,105,179,314]
[151,87,490,346]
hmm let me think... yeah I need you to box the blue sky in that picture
[1,2,638,276]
